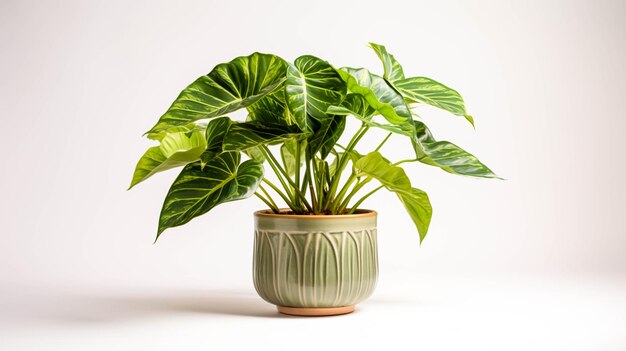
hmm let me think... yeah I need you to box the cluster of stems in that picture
[253,124,391,215]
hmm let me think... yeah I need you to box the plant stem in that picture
[393,158,418,166]
[347,185,383,214]
[324,124,369,211]
[261,145,313,213]
[375,132,392,152]
[258,184,279,211]
[332,173,357,212]
[262,178,297,210]
[295,141,301,203]
[254,192,279,213]
[337,177,371,213]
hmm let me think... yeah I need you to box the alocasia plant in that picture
[130,43,498,242]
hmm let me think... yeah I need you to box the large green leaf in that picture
[412,121,498,178]
[129,130,207,189]
[327,94,414,135]
[394,77,474,126]
[148,53,288,133]
[204,116,232,150]
[285,55,347,131]
[246,90,295,126]
[396,188,432,243]
[337,67,411,125]
[354,151,432,241]
[157,152,263,237]
[222,122,304,152]
[308,115,346,159]
[354,152,411,191]
[368,42,405,82]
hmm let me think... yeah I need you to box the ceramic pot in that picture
[253,209,378,316]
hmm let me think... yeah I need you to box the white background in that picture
[1,0,625,349]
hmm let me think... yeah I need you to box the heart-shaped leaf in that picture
[148,53,288,133]
[285,55,347,131]
[157,152,263,237]
[337,67,411,125]
[129,130,207,189]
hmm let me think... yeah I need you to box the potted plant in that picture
[130,43,498,316]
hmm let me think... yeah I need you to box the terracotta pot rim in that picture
[254,208,377,220]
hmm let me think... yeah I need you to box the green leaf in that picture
[146,122,207,141]
[354,151,432,241]
[327,93,376,119]
[129,130,207,189]
[328,94,414,135]
[394,77,474,127]
[354,152,411,191]
[280,138,305,177]
[244,146,266,163]
[204,116,233,150]
[412,121,498,178]
[222,122,304,152]
[285,55,347,131]
[157,152,263,237]
[148,52,288,133]
[368,42,405,82]
[396,188,432,243]
[308,115,346,159]
[337,67,411,125]
[246,90,296,126]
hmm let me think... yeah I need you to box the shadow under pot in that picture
[253,209,378,316]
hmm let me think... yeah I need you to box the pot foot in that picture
[277,305,355,316]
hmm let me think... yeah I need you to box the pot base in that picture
[277,305,355,316]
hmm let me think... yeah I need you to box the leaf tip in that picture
[465,115,475,129]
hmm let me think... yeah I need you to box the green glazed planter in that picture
[253,209,378,316]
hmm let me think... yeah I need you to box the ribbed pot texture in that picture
[253,209,378,309]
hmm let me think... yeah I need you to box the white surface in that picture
[2,274,625,350]
[1,0,625,349]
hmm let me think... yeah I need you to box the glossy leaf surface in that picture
[129,130,207,189]
[148,53,288,133]
[396,188,432,243]
[285,55,346,131]
[369,42,405,82]
[355,152,432,241]
[337,67,411,125]
[395,77,474,126]
[158,152,263,237]
[222,122,304,152]
[412,121,498,178]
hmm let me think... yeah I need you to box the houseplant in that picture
[130,43,497,316]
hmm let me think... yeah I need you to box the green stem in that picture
[332,173,358,212]
[337,177,371,213]
[261,146,313,212]
[258,184,278,211]
[294,142,301,208]
[255,192,279,213]
[393,158,418,166]
[348,185,383,214]
[324,124,369,211]
[375,132,392,152]
[262,178,297,210]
